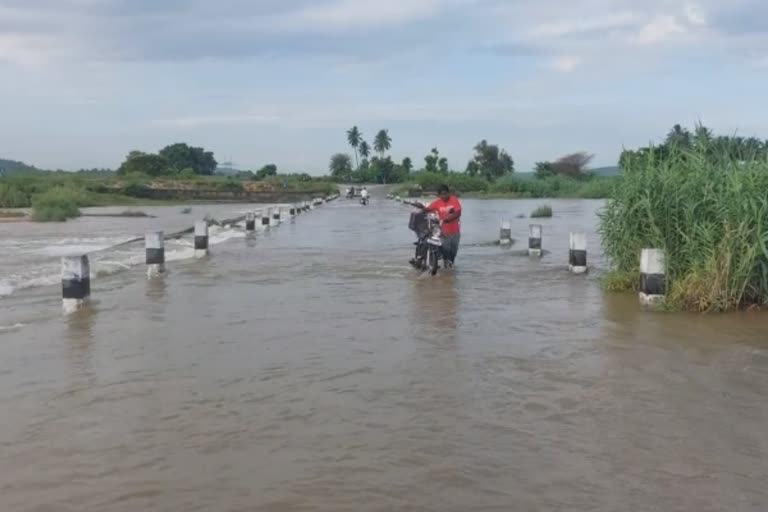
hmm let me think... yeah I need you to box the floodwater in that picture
[1,192,768,512]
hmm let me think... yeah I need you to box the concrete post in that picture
[245,212,255,231]
[569,232,587,274]
[272,207,281,224]
[640,249,666,306]
[269,207,279,227]
[261,210,270,227]
[289,206,296,216]
[528,225,542,257]
[499,221,512,245]
[62,255,90,314]
[194,221,209,258]
[145,231,165,277]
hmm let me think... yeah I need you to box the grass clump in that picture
[598,145,768,312]
[530,204,553,218]
[0,183,31,208]
[31,187,87,222]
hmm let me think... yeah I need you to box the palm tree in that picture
[373,129,392,158]
[347,126,362,169]
[665,124,692,148]
[359,140,371,160]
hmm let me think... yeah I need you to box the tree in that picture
[665,124,692,148]
[117,151,172,176]
[467,140,514,181]
[374,129,392,157]
[158,143,217,175]
[347,126,362,169]
[438,157,449,174]
[401,157,413,174]
[329,153,353,181]
[551,152,594,178]
[370,156,396,184]
[424,148,439,173]
[534,161,555,178]
[256,164,277,180]
[359,140,371,160]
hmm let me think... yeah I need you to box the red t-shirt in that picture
[428,196,462,235]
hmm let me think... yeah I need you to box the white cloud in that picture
[684,3,707,26]
[635,15,687,44]
[530,12,638,38]
[551,55,582,72]
[275,0,445,31]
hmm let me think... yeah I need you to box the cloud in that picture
[279,0,445,31]
[530,12,638,38]
[550,55,582,72]
[684,3,707,26]
[635,15,687,44]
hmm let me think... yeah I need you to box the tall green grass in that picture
[31,187,88,222]
[598,146,768,312]
[0,183,31,208]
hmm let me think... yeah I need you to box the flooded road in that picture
[1,195,768,511]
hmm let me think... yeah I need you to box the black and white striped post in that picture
[62,255,90,314]
[194,221,209,258]
[528,225,542,257]
[640,249,666,306]
[261,209,270,227]
[303,202,310,212]
[568,232,587,274]
[499,220,512,246]
[272,207,281,226]
[245,212,256,231]
[145,231,165,277]
[289,205,297,216]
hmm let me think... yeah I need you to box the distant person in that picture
[348,186,356,198]
[425,184,462,267]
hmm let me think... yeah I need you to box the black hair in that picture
[437,184,450,194]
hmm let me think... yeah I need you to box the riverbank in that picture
[1,175,338,221]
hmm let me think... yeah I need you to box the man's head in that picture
[437,184,451,201]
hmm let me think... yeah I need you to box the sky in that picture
[1,0,768,173]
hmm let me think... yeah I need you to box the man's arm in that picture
[442,200,462,223]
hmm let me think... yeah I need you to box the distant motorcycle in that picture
[407,201,443,275]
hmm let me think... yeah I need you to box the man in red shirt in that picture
[426,184,462,267]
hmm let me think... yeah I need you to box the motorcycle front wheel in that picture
[429,248,439,276]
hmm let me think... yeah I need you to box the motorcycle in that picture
[360,196,369,206]
[407,201,443,275]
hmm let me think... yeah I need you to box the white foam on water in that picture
[0,281,14,297]
[1,224,250,299]
[0,323,25,332]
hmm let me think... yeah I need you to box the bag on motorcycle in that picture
[408,211,428,236]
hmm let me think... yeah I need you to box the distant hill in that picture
[590,166,620,177]
[0,158,40,176]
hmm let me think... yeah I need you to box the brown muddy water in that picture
[1,196,767,512]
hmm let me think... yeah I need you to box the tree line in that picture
[619,123,768,169]
[330,126,518,184]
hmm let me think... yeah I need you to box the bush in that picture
[0,183,31,208]
[177,168,198,179]
[530,204,553,218]
[599,145,768,311]
[31,187,85,222]
[123,183,153,198]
